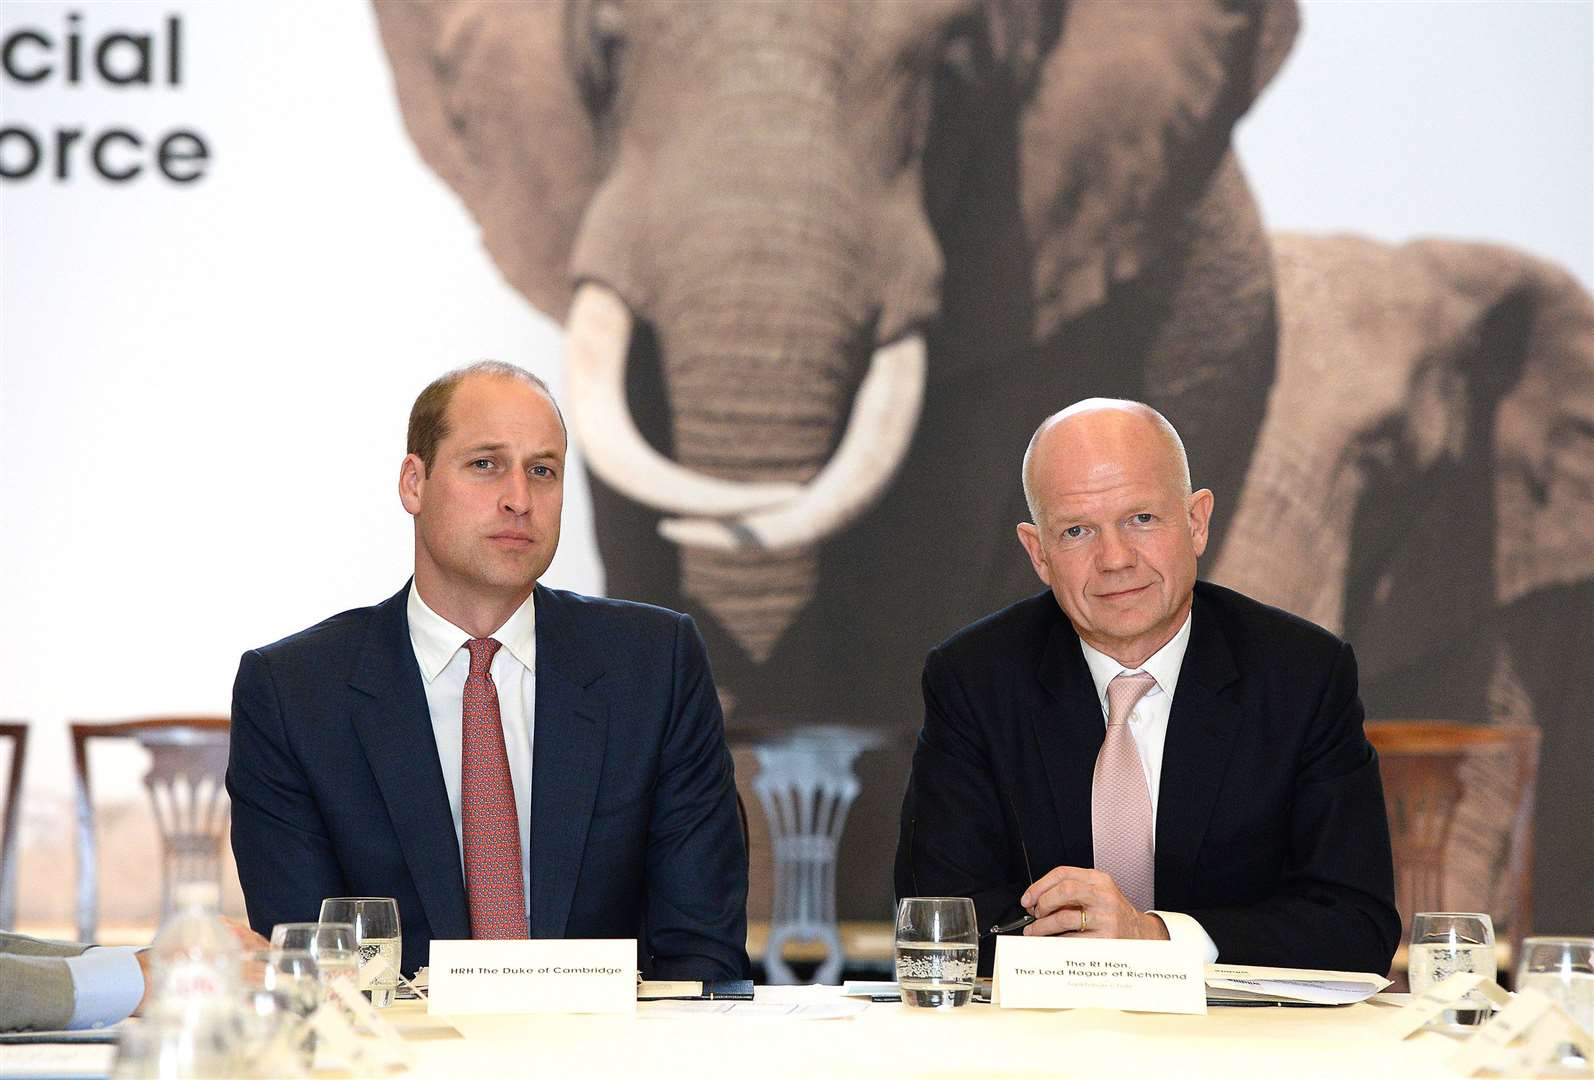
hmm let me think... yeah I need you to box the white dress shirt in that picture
[62,946,145,1029]
[407,585,536,907]
[1078,611,1220,962]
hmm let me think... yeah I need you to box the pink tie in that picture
[461,638,528,938]
[1092,671,1158,912]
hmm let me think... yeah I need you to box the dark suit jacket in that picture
[895,581,1400,976]
[227,582,749,981]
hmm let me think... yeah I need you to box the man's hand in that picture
[220,916,270,954]
[1020,866,1170,941]
[134,917,272,1015]
[134,949,154,1014]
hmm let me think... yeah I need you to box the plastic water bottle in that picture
[111,881,245,1079]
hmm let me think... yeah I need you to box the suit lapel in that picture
[527,585,608,940]
[347,583,471,941]
[1031,613,1105,870]
[1155,592,1243,903]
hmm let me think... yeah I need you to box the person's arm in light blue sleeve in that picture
[61,947,147,1029]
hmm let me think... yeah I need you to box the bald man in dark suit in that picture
[896,399,1400,975]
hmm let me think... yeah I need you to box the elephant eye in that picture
[937,12,989,92]
[569,0,626,115]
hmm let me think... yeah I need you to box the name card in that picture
[427,939,637,1015]
[1450,988,1594,1076]
[993,935,1206,1014]
[313,979,414,1072]
[1386,972,1512,1039]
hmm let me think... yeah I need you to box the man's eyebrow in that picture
[458,442,564,459]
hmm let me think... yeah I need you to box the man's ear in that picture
[1187,488,1215,558]
[1016,521,1053,587]
[398,453,427,516]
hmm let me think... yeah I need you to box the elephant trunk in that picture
[567,87,929,664]
[663,197,851,662]
[662,205,898,662]
[567,277,925,665]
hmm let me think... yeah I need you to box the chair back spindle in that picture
[71,718,232,941]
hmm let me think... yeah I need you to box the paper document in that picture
[0,1043,116,1079]
[1205,964,1390,1005]
[639,998,868,1020]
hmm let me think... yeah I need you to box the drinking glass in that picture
[1409,912,1496,1028]
[249,948,322,1017]
[239,949,320,1078]
[895,897,979,1008]
[1516,936,1594,1035]
[270,922,359,992]
[319,897,402,1008]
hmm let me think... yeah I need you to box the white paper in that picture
[318,976,415,1070]
[638,998,868,1020]
[1386,972,1512,1039]
[993,935,1206,1014]
[428,938,637,1015]
[1205,964,1391,1005]
[1450,988,1594,1076]
[0,1044,116,1079]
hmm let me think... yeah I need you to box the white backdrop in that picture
[2,0,1590,929]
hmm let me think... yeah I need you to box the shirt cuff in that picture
[1150,910,1219,964]
[62,946,145,1030]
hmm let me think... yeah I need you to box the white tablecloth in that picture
[386,986,1470,1080]
[0,986,1483,1079]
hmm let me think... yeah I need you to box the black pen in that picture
[985,912,1037,937]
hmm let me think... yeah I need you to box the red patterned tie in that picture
[461,637,527,938]
[1092,671,1158,912]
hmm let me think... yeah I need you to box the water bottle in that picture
[111,881,245,1079]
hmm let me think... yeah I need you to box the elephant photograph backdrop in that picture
[1,0,1590,939]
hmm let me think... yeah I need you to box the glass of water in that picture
[895,897,979,1008]
[1516,936,1594,1035]
[270,922,359,994]
[248,948,323,1021]
[240,948,321,1077]
[1409,912,1496,1028]
[319,898,401,1008]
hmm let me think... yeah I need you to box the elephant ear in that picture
[1018,0,1298,340]
[372,0,597,321]
[1449,248,1594,606]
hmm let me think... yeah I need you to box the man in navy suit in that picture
[895,399,1399,975]
[226,362,748,979]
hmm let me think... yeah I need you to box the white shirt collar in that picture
[406,583,537,683]
[1078,607,1194,705]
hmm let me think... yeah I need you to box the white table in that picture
[386,986,1472,1080]
[0,987,1483,1079]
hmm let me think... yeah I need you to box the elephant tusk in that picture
[657,333,927,553]
[565,282,804,516]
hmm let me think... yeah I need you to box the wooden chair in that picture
[1365,721,1541,963]
[71,718,232,941]
[0,722,27,929]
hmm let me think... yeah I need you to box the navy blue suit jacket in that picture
[227,582,749,980]
[895,581,1400,976]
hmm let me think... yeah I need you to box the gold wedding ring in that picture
[1078,907,1088,933]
